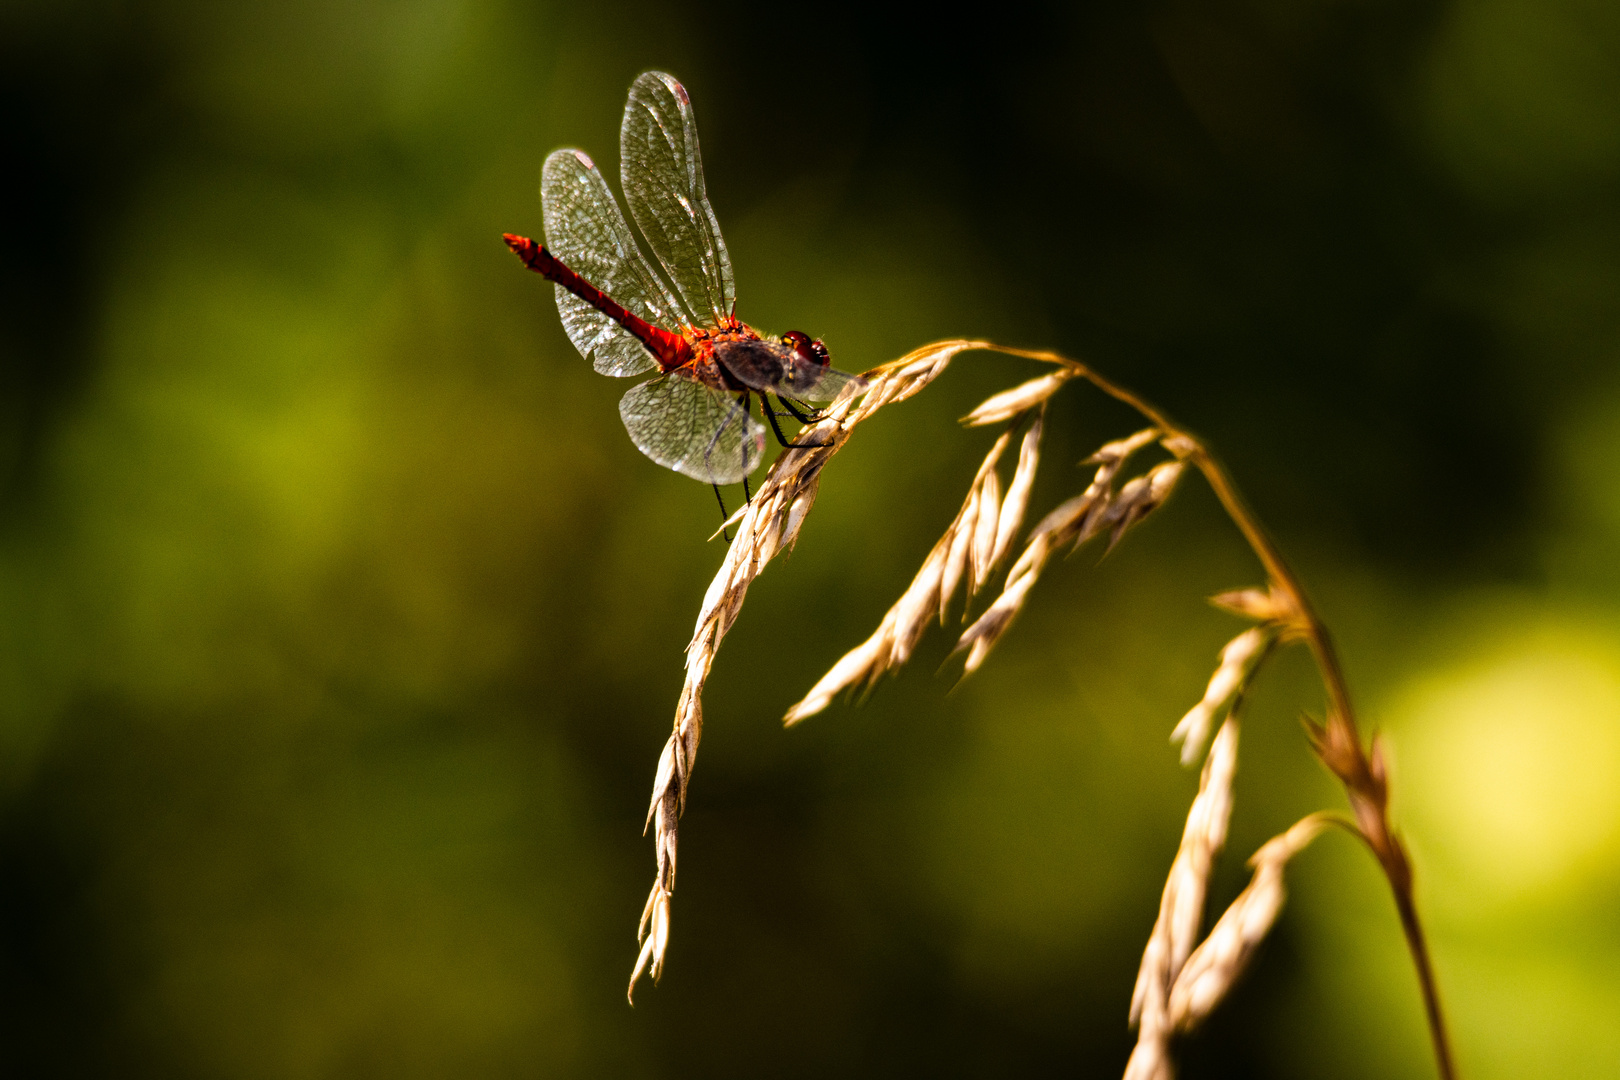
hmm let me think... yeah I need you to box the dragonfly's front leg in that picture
[774,395,821,425]
[711,483,733,543]
[764,394,831,449]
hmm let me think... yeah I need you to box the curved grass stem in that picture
[975,344,1457,1080]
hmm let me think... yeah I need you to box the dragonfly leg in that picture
[699,391,758,492]
[760,395,793,449]
[766,394,831,449]
[775,395,822,424]
[712,483,733,543]
[738,391,758,484]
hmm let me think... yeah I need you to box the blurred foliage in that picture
[1,0,1618,1076]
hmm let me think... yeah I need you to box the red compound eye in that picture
[783,330,829,366]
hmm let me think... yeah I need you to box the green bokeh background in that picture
[2,1,1618,1076]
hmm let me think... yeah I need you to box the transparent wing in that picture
[541,148,691,377]
[620,71,736,330]
[780,361,868,403]
[620,375,765,485]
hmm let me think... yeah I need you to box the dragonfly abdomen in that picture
[503,233,692,371]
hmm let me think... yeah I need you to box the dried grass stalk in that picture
[621,339,1453,1080]
[782,395,1062,725]
[1124,715,1240,1079]
[1164,583,1309,769]
[1167,813,1332,1032]
[630,340,991,1000]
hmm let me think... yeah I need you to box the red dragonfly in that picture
[504,71,863,505]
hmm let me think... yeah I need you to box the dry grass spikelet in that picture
[953,426,1180,674]
[1129,716,1241,1020]
[784,410,1052,723]
[1169,583,1311,765]
[1167,813,1333,1032]
[1124,715,1241,1079]
[1209,583,1305,628]
[991,414,1043,570]
[1099,460,1184,553]
[962,369,1076,426]
[1170,627,1274,767]
[1122,1018,1174,1080]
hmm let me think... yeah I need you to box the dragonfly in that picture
[503,71,863,519]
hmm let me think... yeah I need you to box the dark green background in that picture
[2,0,1618,1076]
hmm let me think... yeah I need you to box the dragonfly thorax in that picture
[689,327,837,400]
[711,337,793,394]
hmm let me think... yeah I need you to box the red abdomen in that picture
[503,234,691,371]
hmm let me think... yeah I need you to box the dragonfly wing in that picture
[781,361,868,403]
[620,375,765,486]
[541,149,691,376]
[620,72,736,329]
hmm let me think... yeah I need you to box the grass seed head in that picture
[628,884,672,1003]
[990,414,1044,570]
[1170,627,1273,766]
[1130,716,1241,1027]
[1103,460,1185,553]
[956,567,1039,674]
[619,340,1448,1080]
[962,370,1073,426]
[969,466,1002,595]
[1087,426,1162,465]
[939,496,978,625]
[634,343,1001,999]
[1166,814,1330,1032]
[889,543,949,668]
[1122,1017,1174,1080]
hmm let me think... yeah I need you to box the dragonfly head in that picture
[782,330,830,368]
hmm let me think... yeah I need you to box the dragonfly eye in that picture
[783,330,830,367]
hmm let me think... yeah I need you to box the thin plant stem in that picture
[977,344,1457,1080]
